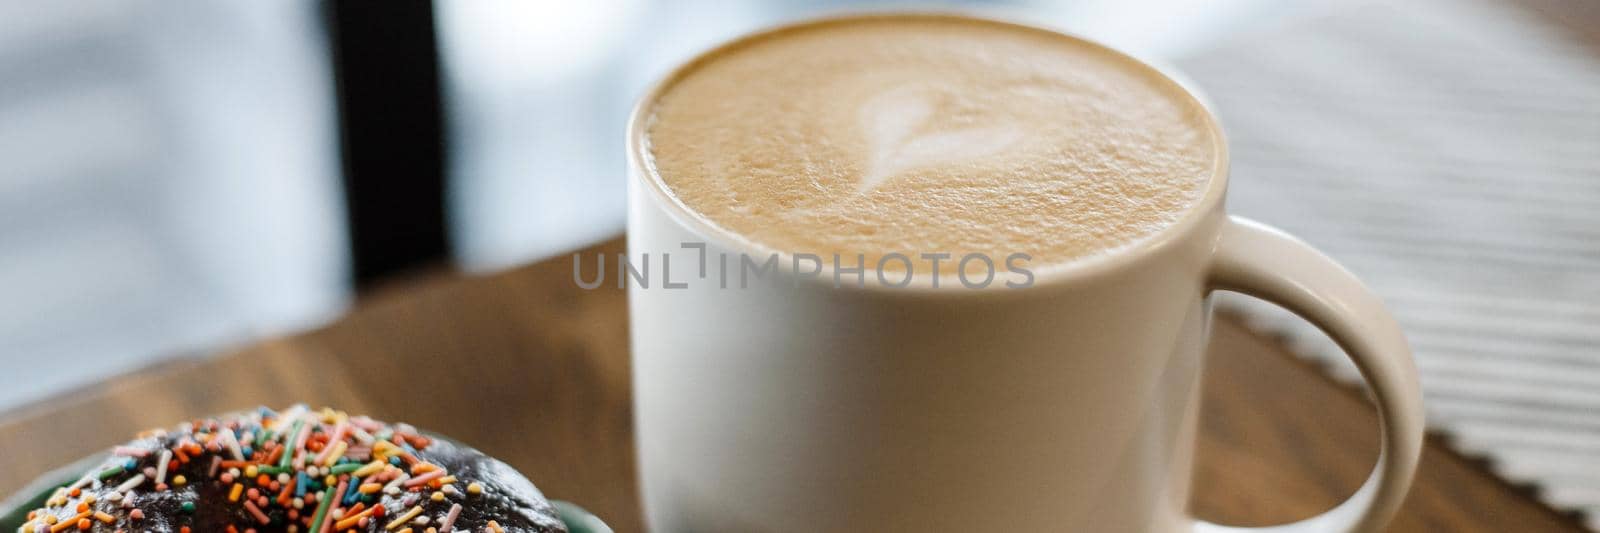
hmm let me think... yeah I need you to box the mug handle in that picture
[1197,217,1425,533]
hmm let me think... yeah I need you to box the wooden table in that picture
[0,238,1584,532]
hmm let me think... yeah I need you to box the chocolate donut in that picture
[15,406,566,533]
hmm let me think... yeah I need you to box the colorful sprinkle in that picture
[95,464,124,480]
[328,462,363,475]
[114,473,145,493]
[19,406,498,533]
[437,502,462,533]
[386,505,424,530]
[112,446,150,457]
[154,449,172,485]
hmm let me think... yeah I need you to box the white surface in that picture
[1181,0,1600,527]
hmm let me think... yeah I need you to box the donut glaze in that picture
[15,406,566,533]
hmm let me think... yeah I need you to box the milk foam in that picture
[645,16,1219,272]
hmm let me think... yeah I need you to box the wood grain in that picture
[0,237,1583,532]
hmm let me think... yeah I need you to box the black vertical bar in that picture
[325,0,449,285]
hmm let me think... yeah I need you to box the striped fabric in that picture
[1177,0,1600,528]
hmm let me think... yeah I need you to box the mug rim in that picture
[626,10,1231,294]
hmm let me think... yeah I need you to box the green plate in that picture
[0,453,610,533]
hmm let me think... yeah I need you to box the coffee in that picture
[644,15,1220,273]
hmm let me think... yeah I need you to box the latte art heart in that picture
[859,85,1025,191]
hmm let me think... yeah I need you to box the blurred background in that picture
[0,0,1595,528]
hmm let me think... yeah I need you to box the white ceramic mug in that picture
[625,13,1423,533]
